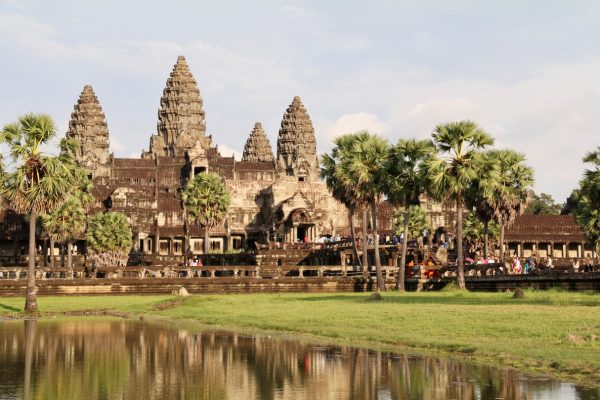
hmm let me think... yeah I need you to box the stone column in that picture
[563,243,567,259]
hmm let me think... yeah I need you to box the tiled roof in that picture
[505,214,586,242]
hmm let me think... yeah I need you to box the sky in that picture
[1,0,599,203]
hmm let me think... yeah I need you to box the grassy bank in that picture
[2,289,600,385]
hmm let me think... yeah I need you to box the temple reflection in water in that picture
[0,320,597,400]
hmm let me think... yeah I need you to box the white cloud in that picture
[217,144,242,161]
[324,112,390,143]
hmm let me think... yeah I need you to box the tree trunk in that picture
[203,227,210,255]
[25,211,38,313]
[42,238,47,268]
[483,219,489,259]
[456,196,466,290]
[49,237,55,269]
[60,243,65,268]
[361,207,369,277]
[67,238,73,277]
[500,224,505,260]
[371,200,385,291]
[349,206,362,269]
[396,201,409,291]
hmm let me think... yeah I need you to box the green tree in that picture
[182,172,231,255]
[425,120,494,289]
[337,131,389,291]
[41,169,93,273]
[571,146,600,262]
[485,149,534,259]
[525,192,561,215]
[385,138,434,290]
[394,205,430,238]
[320,135,363,270]
[0,114,79,312]
[87,212,133,268]
[462,212,500,254]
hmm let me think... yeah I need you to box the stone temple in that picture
[63,55,403,257]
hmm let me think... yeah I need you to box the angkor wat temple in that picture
[0,56,459,259]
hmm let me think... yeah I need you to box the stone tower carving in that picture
[66,85,111,177]
[148,55,208,157]
[276,96,318,179]
[242,122,274,162]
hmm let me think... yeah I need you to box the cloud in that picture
[217,144,242,161]
[323,112,390,143]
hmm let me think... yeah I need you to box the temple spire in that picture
[242,122,274,162]
[152,55,206,156]
[276,96,317,178]
[66,85,110,176]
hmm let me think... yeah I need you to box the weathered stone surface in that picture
[151,55,207,157]
[66,85,110,176]
[242,122,274,162]
[276,96,318,179]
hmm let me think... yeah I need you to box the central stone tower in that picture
[145,55,211,158]
[276,96,318,180]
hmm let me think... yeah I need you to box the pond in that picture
[0,319,598,400]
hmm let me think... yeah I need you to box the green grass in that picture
[2,289,600,385]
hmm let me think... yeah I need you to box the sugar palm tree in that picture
[426,120,494,289]
[320,136,362,270]
[385,138,434,291]
[571,146,600,262]
[338,131,389,291]
[182,172,231,255]
[0,113,79,312]
[485,149,534,259]
[464,150,500,258]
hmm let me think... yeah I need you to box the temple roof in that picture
[242,122,275,162]
[156,55,206,147]
[505,214,586,243]
[66,85,110,166]
[276,96,316,163]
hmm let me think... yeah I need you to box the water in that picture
[0,319,597,400]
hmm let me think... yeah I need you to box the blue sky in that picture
[1,0,599,202]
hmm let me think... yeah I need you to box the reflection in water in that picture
[0,320,598,400]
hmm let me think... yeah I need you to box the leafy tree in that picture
[320,135,363,270]
[182,172,231,254]
[337,131,390,291]
[570,146,600,262]
[386,138,434,290]
[462,212,500,255]
[0,114,79,312]
[425,120,494,289]
[87,212,133,268]
[41,169,93,273]
[525,192,561,215]
[485,150,534,259]
[394,205,430,238]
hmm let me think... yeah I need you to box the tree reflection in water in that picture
[0,320,597,400]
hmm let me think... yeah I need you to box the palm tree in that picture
[320,137,362,271]
[426,120,494,289]
[182,172,231,255]
[87,212,133,268]
[465,151,500,258]
[485,149,534,259]
[338,131,389,291]
[385,138,434,291]
[0,114,78,312]
[571,146,600,262]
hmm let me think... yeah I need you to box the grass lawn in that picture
[1,289,599,385]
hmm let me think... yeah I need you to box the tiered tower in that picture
[148,55,208,157]
[66,85,111,177]
[276,96,318,179]
[242,122,274,162]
